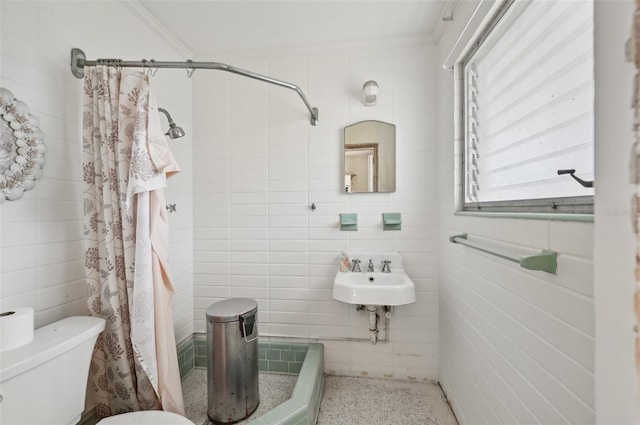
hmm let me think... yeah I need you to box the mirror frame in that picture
[343,120,395,193]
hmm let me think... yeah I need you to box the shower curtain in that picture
[82,66,184,418]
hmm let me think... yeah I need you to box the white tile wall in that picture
[0,1,193,342]
[192,39,440,381]
[436,2,595,424]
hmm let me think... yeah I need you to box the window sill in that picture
[455,211,594,223]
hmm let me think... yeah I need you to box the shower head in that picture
[158,107,185,139]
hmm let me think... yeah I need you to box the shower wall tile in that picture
[193,39,440,382]
[0,1,194,342]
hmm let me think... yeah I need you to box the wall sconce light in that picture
[362,80,379,106]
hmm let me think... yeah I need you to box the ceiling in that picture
[138,1,448,55]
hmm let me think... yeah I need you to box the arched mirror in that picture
[343,120,395,193]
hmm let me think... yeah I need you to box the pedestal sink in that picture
[332,252,416,306]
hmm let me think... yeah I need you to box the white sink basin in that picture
[332,253,416,306]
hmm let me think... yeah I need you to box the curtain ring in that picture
[149,59,158,76]
[141,59,149,76]
[186,59,195,78]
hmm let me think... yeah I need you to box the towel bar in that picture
[449,233,557,274]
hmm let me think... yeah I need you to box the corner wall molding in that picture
[119,0,193,58]
[195,34,434,60]
[432,0,460,43]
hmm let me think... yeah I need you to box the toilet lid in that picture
[97,411,195,425]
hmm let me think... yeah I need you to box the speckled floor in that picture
[182,369,457,425]
[181,369,297,425]
[317,376,458,425]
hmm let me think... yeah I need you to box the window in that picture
[461,0,594,213]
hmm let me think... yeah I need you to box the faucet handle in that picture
[351,259,362,272]
[381,260,392,273]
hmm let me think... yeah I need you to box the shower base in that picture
[181,337,324,425]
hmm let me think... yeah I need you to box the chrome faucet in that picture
[367,259,374,272]
[351,259,362,272]
[381,260,391,273]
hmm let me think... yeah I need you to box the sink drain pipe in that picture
[356,305,390,344]
[366,305,392,345]
[366,305,379,344]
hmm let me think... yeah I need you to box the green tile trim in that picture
[194,356,207,368]
[259,359,268,371]
[382,212,402,230]
[288,362,302,374]
[267,342,292,350]
[281,350,295,361]
[193,338,309,376]
[192,334,207,372]
[248,399,307,425]
[176,336,195,380]
[269,360,290,373]
[249,343,324,425]
[293,344,324,425]
[267,349,282,360]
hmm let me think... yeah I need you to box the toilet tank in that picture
[0,316,105,425]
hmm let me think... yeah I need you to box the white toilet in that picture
[0,316,194,425]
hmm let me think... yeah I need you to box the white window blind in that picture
[463,0,594,205]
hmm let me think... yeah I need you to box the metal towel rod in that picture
[70,48,319,126]
[449,233,557,274]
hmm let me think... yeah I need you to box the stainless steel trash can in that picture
[206,298,259,424]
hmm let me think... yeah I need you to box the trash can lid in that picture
[206,298,258,323]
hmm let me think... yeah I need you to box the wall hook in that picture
[557,169,593,188]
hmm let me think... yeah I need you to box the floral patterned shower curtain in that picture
[82,66,184,418]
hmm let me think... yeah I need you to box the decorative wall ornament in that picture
[0,87,46,202]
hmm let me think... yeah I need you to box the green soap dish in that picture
[382,212,402,230]
[340,213,358,231]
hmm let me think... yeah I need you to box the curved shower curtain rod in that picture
[70,48,319,126]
